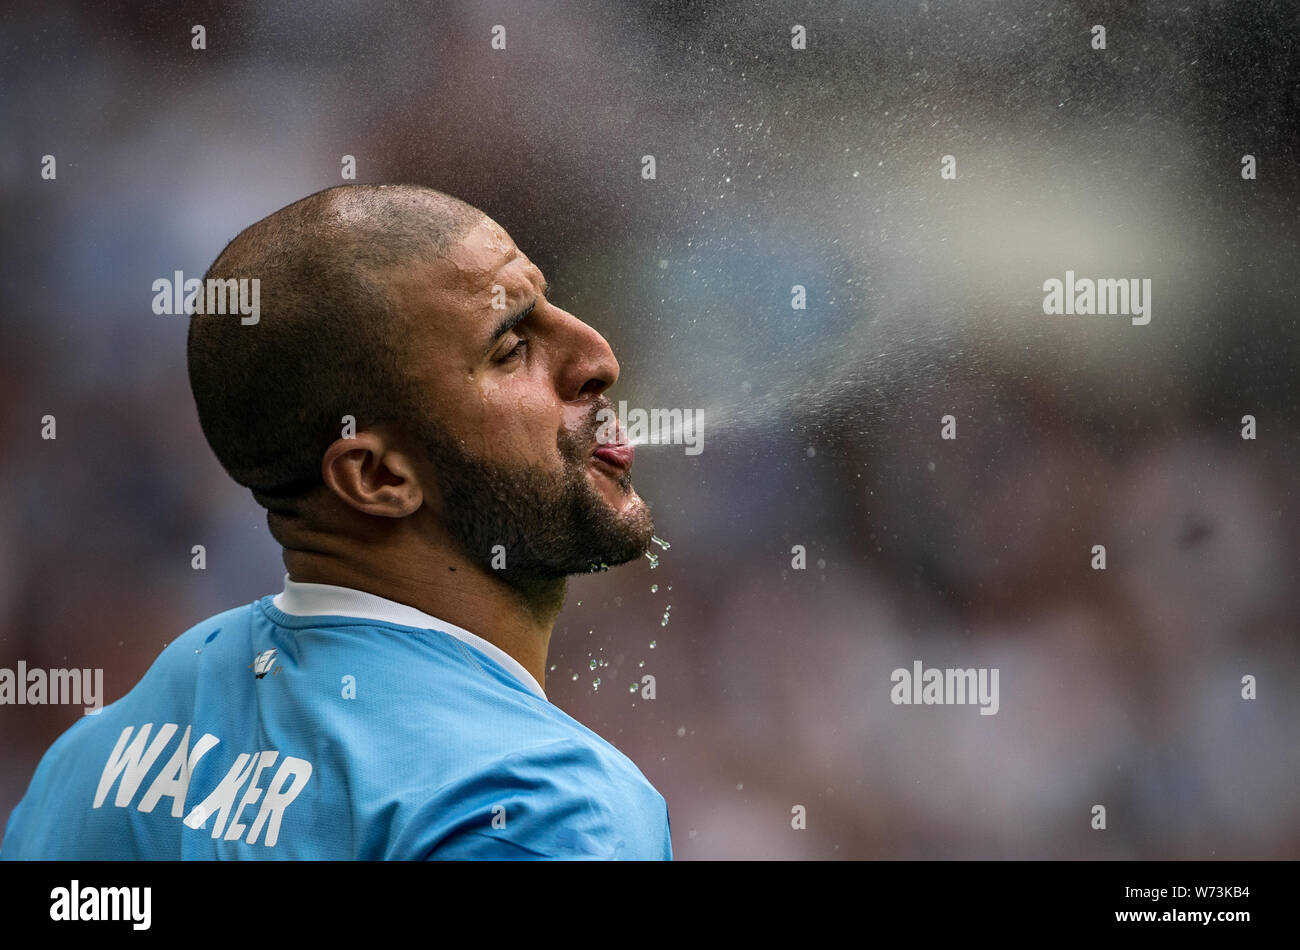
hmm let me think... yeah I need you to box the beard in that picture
[408,402,654,584]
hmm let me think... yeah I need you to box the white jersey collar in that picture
[272,574,546,700]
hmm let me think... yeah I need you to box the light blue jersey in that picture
[1,578,671,860]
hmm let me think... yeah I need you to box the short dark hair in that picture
[187,183,485,513]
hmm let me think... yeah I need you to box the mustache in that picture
[559,396,616,461]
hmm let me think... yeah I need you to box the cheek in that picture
[474,378,566,463]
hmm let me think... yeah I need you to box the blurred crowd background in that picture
[2,0,1297,857]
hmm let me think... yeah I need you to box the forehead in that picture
[432,217,539,295]
[387,217,542,357]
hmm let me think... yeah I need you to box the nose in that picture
[552,306,620,403]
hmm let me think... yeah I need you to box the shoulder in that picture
[137,601,261,680]
[396,734,670,860]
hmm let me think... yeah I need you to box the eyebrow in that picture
[482,280,551,356]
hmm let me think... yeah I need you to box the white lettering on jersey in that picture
[93,723,179,808]
[247,756,312,846]
[185,752,258,839]
[224,750,277,841]
[137,725,220,817]
[92,723,312,848]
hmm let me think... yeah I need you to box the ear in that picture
[320,431,423,518]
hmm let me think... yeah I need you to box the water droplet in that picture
[650,535,671,550]
[592,678,601,691]
[549,664,556,672]
[650,584,658,593]
[571,673,579,681]
[638,660,645,668]
[589,659,598,670]
[660,612,671,627]
[649,640,657,649]
[629,683,639,693]
[644,552,659,569]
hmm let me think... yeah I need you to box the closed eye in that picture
[498,338,527,363]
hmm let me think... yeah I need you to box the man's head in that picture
[188,183,653,588]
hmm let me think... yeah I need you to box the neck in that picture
[281,533,565,693]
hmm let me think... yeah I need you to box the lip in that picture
[592,443,634,471]
[591,415,634,471]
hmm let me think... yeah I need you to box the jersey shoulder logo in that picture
[250,649,281,679]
